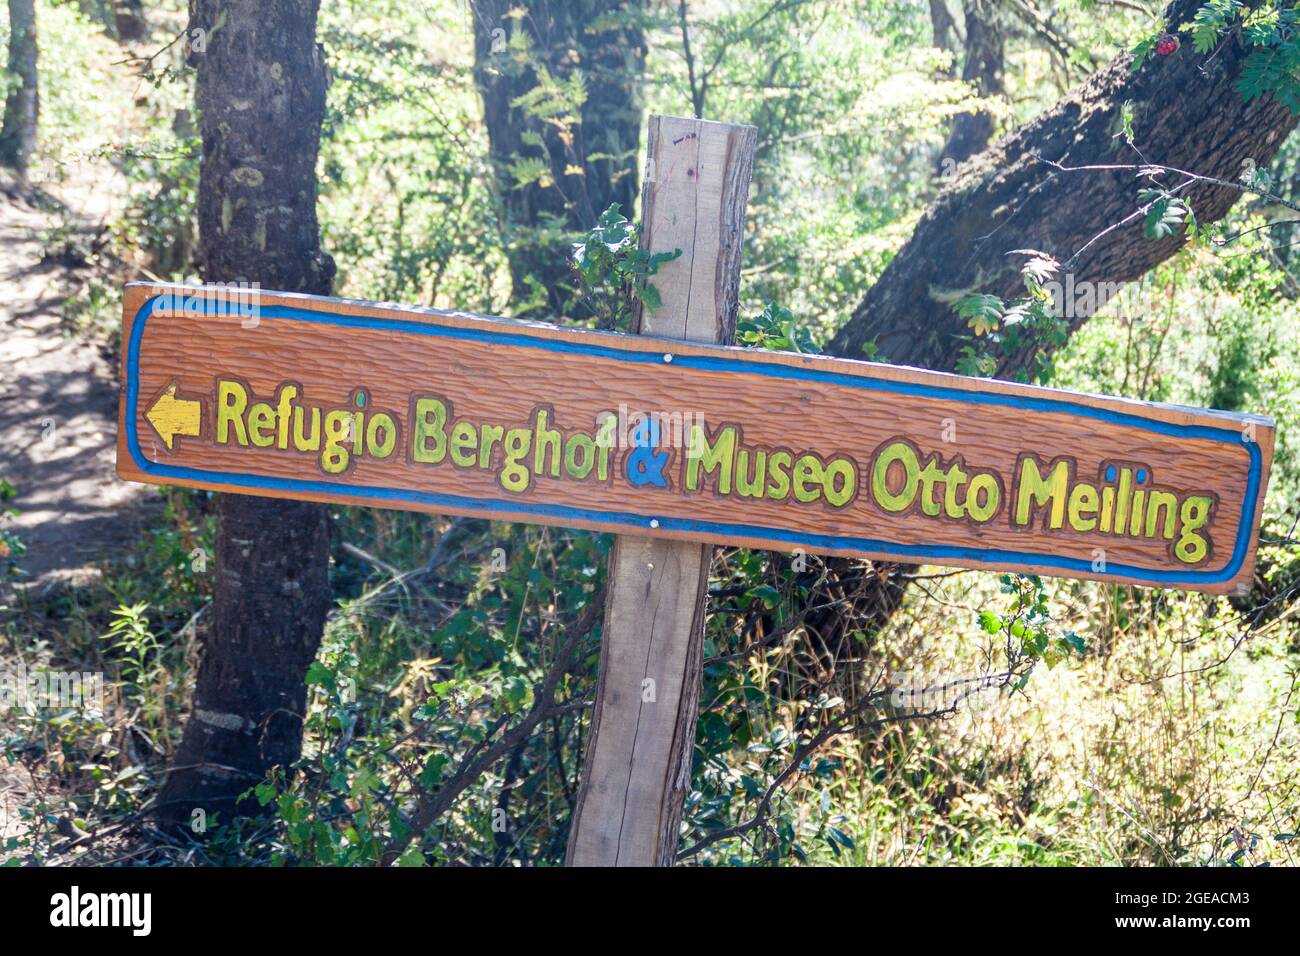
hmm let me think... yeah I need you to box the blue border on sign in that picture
[125,296,1263,587]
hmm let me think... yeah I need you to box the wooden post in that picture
[565,115,757,866]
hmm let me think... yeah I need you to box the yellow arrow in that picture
[146,381,202,451]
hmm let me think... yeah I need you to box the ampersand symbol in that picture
[626,417,669,488]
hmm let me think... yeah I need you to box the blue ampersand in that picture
[626,417,669,488]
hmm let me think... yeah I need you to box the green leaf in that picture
[1236,46,1300,112]
[501,673,531,713]
[826,825,856,850]
[1186,0,1242,54]
[639,281,662,312]
[395,845,426,867]
[955,347,998,378]
[955,293,1004,336]
[419,753,448,789]
[646,248,682,272]
[507,156,551,189]
[305,661,335,692]
[1011,249,1059,289]
[1060,631,1087,656]
[1130,34,1159,71]
[1143,197,1186,239]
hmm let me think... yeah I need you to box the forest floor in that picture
[0,163,156,594]
[0,160,158,844]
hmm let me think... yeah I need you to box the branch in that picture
[1035,156,1300,217]
[676,665,1022,862]
[378,588,605,865]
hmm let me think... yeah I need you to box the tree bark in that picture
[830,0,1297,375]
[0,0,38,174]
[113,0,149,42]
[157,0,336,828]
[940,0,1005,167]
[470,0,646,317]
[929,0,959,72]
[817,0,1298,644]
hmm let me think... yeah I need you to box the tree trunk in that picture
[831,0,1297,375]
[157,0,336,829]
[470,0,645,318]
[929,0,959,73]
[113,0,149,42]
[0,0,38,175]
[940,0,1004,167]
[817,0,1299,645]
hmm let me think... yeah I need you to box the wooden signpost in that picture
[117,116,1274,866]
[116,280,1275,594]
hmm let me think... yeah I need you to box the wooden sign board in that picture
[117,282,1273,594]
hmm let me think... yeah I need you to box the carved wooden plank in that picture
[565,116,757,865]
[117,270,1274,596]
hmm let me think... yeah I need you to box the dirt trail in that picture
[1,161,162,845]
[1,164,156,594]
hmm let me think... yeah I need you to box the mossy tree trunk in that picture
[0,0,39,174]
[157,0,336,828]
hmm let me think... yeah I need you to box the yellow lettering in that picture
[871,441,919,513]
[216,380,248,446]
[1067,483,1099,532]
[412,398,447,464]
[686,424,735,494]
[1014,456,1069,529]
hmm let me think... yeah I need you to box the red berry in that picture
[1156,35,1179,56]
